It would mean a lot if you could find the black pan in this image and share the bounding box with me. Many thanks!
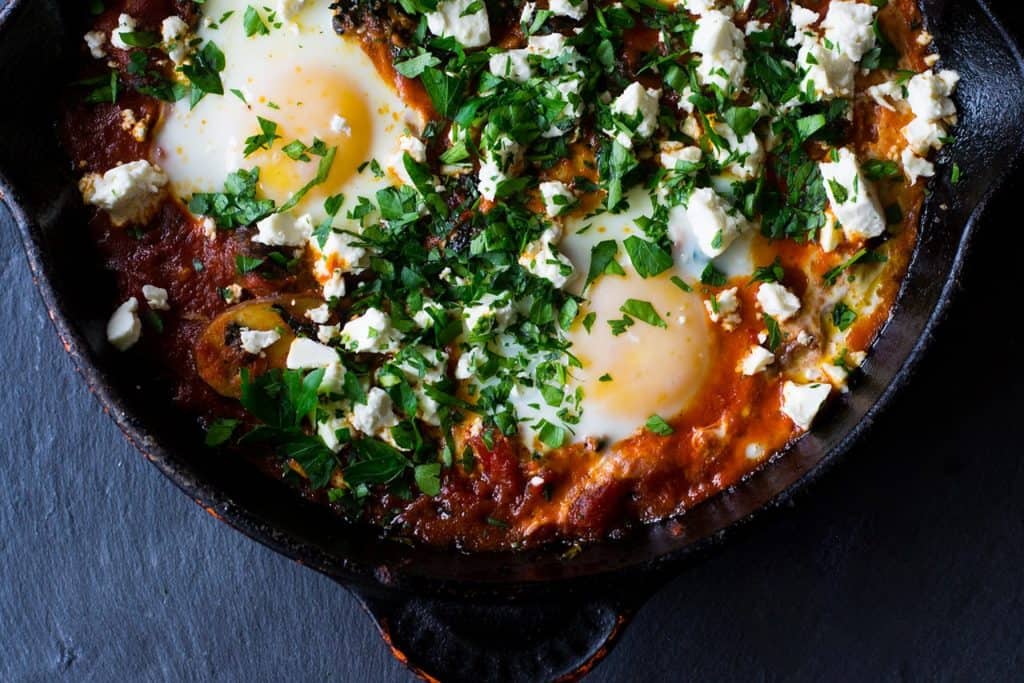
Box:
[2,0,1022,679]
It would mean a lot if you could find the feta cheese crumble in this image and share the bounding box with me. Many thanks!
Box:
[286,337,340,368]
[821,1,878,63]
[538,181,575,217]
[549,0,588,21]
[142,285,170,311]
[239,328,282,355]
[489,50,533,83]
[84,31,107,59]
[106,298,142,351]
[341,308,402,353]
[781,381,831,430]
[350,387,400,437]
[606,83,661,148]
[679,187,749,258]
[691,10,747,92]
[518,227,575,288]
[78,160,169,227]
[110,14,138,51]
[756,282,801,321]
[740,345,775,376]
[161,16,190,65]
[427,0,491,48]
[253,212,314,247]
[819,148,886,240]
[329,114,351,136]
[704,287,741,330]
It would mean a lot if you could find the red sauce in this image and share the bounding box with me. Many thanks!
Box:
[61,0,934,551]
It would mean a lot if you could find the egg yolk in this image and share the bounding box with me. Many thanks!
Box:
[246,69,372,214]
[570,273,713,428]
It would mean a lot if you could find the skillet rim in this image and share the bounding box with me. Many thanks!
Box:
[1,0,1022,600]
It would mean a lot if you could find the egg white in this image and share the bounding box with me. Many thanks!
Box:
[510,185,761,448]
[154,0,418,223]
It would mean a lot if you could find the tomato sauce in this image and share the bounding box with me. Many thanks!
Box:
[61,0,935,551]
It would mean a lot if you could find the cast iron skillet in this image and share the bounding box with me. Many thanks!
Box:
[2,0,1022,679]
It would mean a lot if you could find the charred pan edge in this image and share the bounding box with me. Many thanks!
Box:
[1,0,1023,600]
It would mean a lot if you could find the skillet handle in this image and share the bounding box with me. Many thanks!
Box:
[351,588,644,682]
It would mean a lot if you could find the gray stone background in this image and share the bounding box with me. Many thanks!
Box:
[2,2,1023,680]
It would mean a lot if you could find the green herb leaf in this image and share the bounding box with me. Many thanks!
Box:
[619,299,667,328]
[623,236,673,278]
[831,301,857,331]
[645,414,674,436]
[243,6,270,36]
[205,418,239,446]
[585,240,625,289]
[414,462,442,496]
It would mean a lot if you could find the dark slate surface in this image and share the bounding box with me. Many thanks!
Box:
[2,5,1023,681]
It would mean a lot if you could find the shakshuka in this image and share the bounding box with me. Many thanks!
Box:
[61,0,958,550]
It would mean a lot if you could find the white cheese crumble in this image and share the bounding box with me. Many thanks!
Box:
[781,381,831,430]
[681,0,719,15]
[819,212,843,253]
[341,308,402,353]
[455,345,487,380]
[318,362,346,395]
[477,157,506,202]
[477,136,521,201]
[463,293,516,335]
[606,83,661,148]
[739,345,775,376]
[704,287,741,330]
[681,186,748,258]
[796,37,855,101]
[323,269,346,300]
[900,69,959,177]
[84,31,107,59]
[399,134,427,163]
[106,298,142,351]
[901,147,935,184]
[903,117,946,156]
[790,4,819,30]
[427,0,491,48]
[313,230,369,277]
[821,0,878,63]
[538,181,575,217]
[160,16,190,65]
[110,14,137,51]
[350,387,400,437]
[906,69,960,122]
[527,33,569,59]
[141,285,169,311]
[253,212,313,247]
[711,121,765,180]
[518,227,575,288]
[239,328,282,355]
[286,337,340,368]
[329,114,351,136]
[305,304,330,324]
[317,324,340,345]
[78,160,168,227]
[756,282,801,321]
[222,284,243,304]
[691,10,746,92]
[659,141,702,170]
[549,0,588,21]
[819,148,886,240]
[866,80,906,112]
[489,50,533,83]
